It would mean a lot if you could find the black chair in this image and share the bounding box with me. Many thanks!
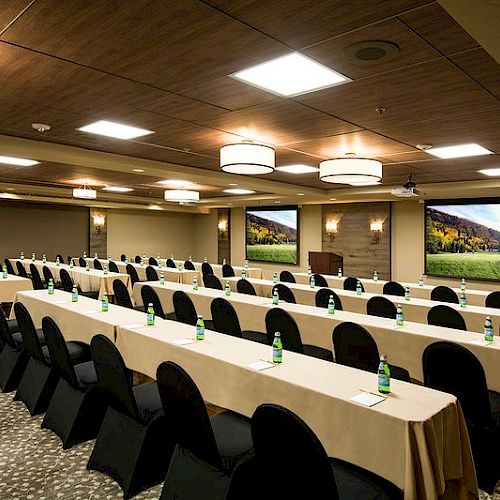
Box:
[315,288,343,311]
[59,268,99,299]
[29,263,46,290]
[156,361,253,499]
[42,266,62,289]
[211,298,266,344]
[427,305,467,331]
[87,335,172,499]
[279,270,295,283]
[332,322,411,382]
[108,260,119,273]
[13,303,89,415]
[0,306,19,340]
[423,342,500,492]
[430,285,458,304]
[227,403,401,499]
[166,258,176,268]
[222,263,235,277]
[67,255,73,264]
[78,256,86,267]
[382,281,405,297]
[272,283,296,304]
[145,265,159,281]
[485,291,500,309]
[113,279,142,311]
[4,258,16,275]
[366,296,397,319]
[16,260,29,278]
[172,290,213,329]
[204,273,223,290]
[236,279,257,296]
[41,317,106,449]
[265,308,333,361]
[311,273,328,287]
[344,276,363,292]
[201,262,214,277]
[120,254,127,262]
[56,254,65,264]
[141,285,175,320]
[126,263,141,286]
[134,255,141,263]
[184,260,195,270]
[148,257,158,266]
[93,258,103,270]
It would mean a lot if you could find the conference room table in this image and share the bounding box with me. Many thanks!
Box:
[224,277,499,334]
[0,274,33,303]
[12,259,131,299]
[8,286,477,498]
[172,259,264,279]
[293,272,492,307]
[132,280,500,392]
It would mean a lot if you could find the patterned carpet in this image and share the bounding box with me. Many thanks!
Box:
[0,390,498,499]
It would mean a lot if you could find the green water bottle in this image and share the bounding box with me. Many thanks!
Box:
[373,270,378,281]
[160,272,165,285]
[225,281,231,296]
[43,254,47,264]
[396,304,404,326]
[196,315,205,340]
[404,287,410,301]
[328,295,335,315]
[101,293,109,312]
[309,274,315,288]
[31,252,35,262]
[460,278,466,292]
[85,261,90,272]
[71,285,78,302]
[307,264,312,275]
[193,277,199,290]
[146,303,155,326]
[484,316,494,342]
[272,288,279,305]
[459,291,467,308]
[241,269,246,279]
[83,250,87,258]
[272,272,278,284]
[418,273,424,287]
[378,355,391,394]
[103,263,108,275]
[337,267,342,278]
[94,253,98,259]
[203,256,208,263]
[55,256,60,266]
[272,332,283,364]
[2,265,7,279]
[69,258,74,269]
[244,259,248,270]
[140,255,144,266]
[20,251,24,260]
[48,278,54,295]
[356,281,362,295]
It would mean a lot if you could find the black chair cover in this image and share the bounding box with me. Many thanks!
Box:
[108,261,119,273]
[146,265,159,281]
[366,296,397,319]
[148,257,158,266]
[126,263,141,286]
[315,288,343,310]
[113,279,134,309]
[485,291,500,309]
[311,273,328,287]
[204,273,223,290]
[29,263,45,290]
[279,270,296,283]
[382,281,405,297]
[120,254,127,262]
[134,255,141,263]
[236,279,257,296]
[173,290,197,325]
[427,305,466,330]
[222,264,235,277]
[184,260,195,270]
[166,258,176,268]
[141,285,166,319]
[202,262,214,277]
[343,277,363,292]
[78,257,86,267]
[430,285,458,304]
[93,259,103,270]
[272,283,296,304]
[4,258,15,275]
[16,261,28,278]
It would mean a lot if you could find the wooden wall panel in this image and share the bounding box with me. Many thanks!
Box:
[322,202,391,280]
[217,208,231,264]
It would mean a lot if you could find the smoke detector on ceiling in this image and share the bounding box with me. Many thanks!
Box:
[344,41,400,65]
[31,122,51,132]
[391,174,421,198]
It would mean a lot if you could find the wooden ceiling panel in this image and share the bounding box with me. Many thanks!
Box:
[398,3,480,54]
[303,17,439,81]
[0,1,33,30]
[198,100,360,146]
[295,59,499,130]
[1,0,288,92]
[202,0,431,49]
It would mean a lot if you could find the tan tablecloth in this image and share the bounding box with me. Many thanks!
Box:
[172,260,263,279]
[132,281,500,392]
[227,277,499,334]
[12,289,146,343]
[116,319,477,500]
[293,272,491,307]
[0,275,33,303]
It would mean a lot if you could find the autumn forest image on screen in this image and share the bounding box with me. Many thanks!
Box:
[246,209,298,264]
[426,202,500,279]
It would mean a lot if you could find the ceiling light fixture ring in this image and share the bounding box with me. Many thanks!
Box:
[319,157,382,185]
[220,142,275,175]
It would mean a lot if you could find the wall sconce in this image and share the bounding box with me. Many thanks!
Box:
[370,221,383,244]
[93,214,106,234]
[325,220,338,242]
[218,219,228,234]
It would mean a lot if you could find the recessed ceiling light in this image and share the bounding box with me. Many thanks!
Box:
[157,179,195,188]
[0,192,20,199]
[223,188,256,195]
[276,164,319,174]
[0,155,39,166]
[77,120,154,140]
[426,143,493,159]
[275,200,281,204]
[232,52,350,97]
[132,168,145,173]
[103,186,134,193]
[330,198,337,201]
[228,183,238,186]
[148,204,162,210]
[297,193,305,196]
[478,168,500,177]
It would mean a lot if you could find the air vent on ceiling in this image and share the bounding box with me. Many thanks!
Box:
[344,41,400,65]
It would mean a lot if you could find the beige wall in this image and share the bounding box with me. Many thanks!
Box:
[391,201,498,291]
[231,205,322,279]
[107,209,217,262]
[0,201,89,261]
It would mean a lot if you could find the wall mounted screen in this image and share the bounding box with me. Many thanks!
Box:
[246,206,299,264]
[425,198,500,280]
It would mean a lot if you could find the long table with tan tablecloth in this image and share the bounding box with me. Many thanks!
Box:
[224,277,499,334]
[293,272,493,307]
[12,259,131,299]
[116,319,477,500]
[132,280,500,391]
[12,289,146,343]
[0,274,33,303]
[173,260,263,279]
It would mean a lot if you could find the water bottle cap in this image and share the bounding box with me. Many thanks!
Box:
[198,315,202,319]
[275,331,280,336]
[148,302,153,306]
[380,354,387,361]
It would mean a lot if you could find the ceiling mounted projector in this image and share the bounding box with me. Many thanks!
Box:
[391,175,421,198]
